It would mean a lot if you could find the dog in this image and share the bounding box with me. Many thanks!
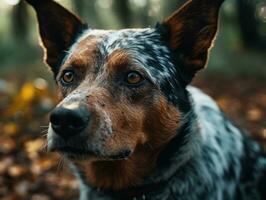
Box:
[25,0,266,199]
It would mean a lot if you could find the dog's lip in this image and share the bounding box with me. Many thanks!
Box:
[53,146,132,160]
[48,140,133,160]
[49,145,95,156]
[108,149,132,160]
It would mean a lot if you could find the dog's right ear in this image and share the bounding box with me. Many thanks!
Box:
[25,0,87,75]
[160,0,224,84]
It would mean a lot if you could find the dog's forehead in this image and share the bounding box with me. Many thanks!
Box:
[67,28,176,83]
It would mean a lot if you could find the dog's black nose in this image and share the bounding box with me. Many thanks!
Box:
[50,104,89,139]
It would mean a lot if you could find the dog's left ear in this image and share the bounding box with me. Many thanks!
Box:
[161,0,224,83]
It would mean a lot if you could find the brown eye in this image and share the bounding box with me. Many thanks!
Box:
[126,71,143,85]
[61,70,75,84]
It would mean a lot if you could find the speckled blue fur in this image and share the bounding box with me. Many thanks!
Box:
[72,87,266,200]
[66,27,266,200]
[26,0,266,199]
[72,84,266,200]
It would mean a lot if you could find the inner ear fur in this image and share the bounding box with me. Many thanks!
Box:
[162,0,224,82]
[25,0,87,75]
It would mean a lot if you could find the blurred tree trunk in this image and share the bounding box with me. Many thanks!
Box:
[113,0,131,27]
[11,1,29,43]
[237,0,258,47]
[139,0,151,26]
[163,0,185,16]
[72,0,102,28]
[72,0,85,15]
[237,0,266,49]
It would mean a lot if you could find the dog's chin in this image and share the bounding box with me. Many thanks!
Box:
[67,149,133,162]
[48,143,133,162]
[47,130,133,161]
[65,149,133,162]
[56,146,98,161]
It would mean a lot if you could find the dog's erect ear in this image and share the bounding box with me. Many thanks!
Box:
[161,0,224,83]
[25,0,86,74]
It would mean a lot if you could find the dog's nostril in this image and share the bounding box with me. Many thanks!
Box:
[50,104,89,139]
[50,112,61,126]
[70,117,87,129]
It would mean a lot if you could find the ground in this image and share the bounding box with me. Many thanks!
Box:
[0,75,265,200]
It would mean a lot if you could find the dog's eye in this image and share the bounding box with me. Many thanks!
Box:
[125,71,144,85]
[61,70,75,84]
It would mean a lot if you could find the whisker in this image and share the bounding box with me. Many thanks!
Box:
[57,156,67,174]
[41,141,48,152]
[146,142,154,150]
[57,157,63,171]
[40,125,49,128]
[41,129,48,138]
[41,129,48,134]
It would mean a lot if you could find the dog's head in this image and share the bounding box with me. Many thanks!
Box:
[26,0,224,187]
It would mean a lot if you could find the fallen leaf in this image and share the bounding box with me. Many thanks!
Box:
[24,139,45,159]
[20,83,35,102]
[3,123,19,136]
[0,137,16,153]
[8,165,28,177]
[31,158,54,175]
[247,108,263,121]
[0,157,13,174]
[31,194,51,200]
[14,181,31,196]
[262,129,266,138]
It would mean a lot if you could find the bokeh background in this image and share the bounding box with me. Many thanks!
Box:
[0,0,266,199]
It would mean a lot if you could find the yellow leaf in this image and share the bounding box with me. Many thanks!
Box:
[8,165,28,177]
[20,83,35,102]
[0,137,16,153]
[247,108,262,122]
[31,158,54,175]
[25,139,45,159]
[262,129,266,138]
[3,123,19,135]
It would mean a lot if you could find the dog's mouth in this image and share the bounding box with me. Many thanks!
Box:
[56,146,94,155]
[47,127,133,161]
[49,144,133,161]
[50,145,96,160]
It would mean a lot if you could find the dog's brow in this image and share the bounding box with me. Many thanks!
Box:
[62,36,104,72]
[107,49,131,70]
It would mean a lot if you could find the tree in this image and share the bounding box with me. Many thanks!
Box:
[113,0,131,27]
[72,0,102,28]
[11,1,29,43]
[237,0,266,49]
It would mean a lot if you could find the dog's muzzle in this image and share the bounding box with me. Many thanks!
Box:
[48,102,132,161]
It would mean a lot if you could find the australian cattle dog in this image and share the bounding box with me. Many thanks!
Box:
[25,0,266,199]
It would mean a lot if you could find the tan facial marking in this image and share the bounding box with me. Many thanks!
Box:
[51,30,182,190]
[73,93,180,189]
[62,36,101,71]
[106,49,133,72]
